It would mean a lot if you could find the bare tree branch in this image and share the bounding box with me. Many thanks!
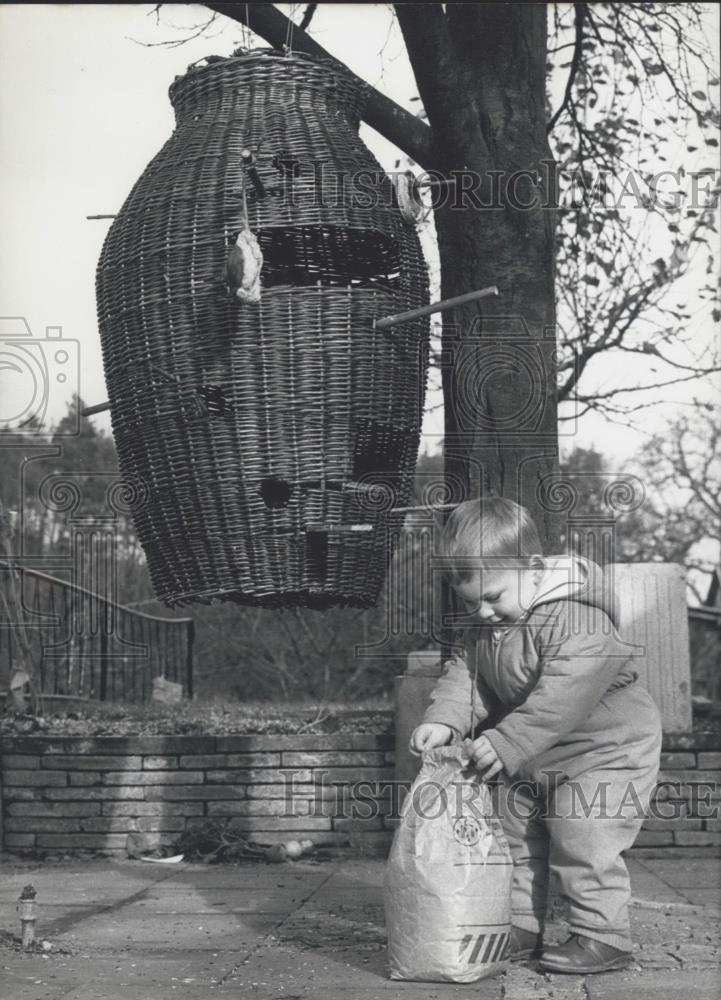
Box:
[202,2,435,167]
[548,2,585,133]
[299,4,317,33]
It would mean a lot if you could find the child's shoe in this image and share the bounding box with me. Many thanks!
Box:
[507,926,544,961]
[538,934,632,974]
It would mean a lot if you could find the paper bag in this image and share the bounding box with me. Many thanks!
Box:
[384,741,513,982]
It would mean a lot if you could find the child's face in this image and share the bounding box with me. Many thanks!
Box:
[453,565,542,626]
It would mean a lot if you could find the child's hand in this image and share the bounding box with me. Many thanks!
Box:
[470,735,503,779]
[410,723,453,756]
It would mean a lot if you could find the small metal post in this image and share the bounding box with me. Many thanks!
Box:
[17,884,37,949]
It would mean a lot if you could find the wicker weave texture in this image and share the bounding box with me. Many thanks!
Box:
[96,50,430,609]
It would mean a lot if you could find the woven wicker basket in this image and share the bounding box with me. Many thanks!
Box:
[96,49,430,609]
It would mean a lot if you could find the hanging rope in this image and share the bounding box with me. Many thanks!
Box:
[240,163,250,230]
[243,3,251,50]
[285,4,296,54]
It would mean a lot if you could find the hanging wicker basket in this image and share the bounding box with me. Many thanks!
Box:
[96,49,430,609]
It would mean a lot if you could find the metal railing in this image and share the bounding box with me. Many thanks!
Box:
[0,560,194,703]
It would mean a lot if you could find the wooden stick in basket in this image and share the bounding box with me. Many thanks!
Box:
[374,285,499,330]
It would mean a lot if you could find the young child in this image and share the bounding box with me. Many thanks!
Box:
[410,497,662,975]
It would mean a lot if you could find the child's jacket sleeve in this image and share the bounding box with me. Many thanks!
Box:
[421,652,494,738]
[483,600,630,776]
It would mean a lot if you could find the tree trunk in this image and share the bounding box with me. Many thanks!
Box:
[396,4,560,550]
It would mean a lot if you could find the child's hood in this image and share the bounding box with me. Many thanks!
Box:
[529,555,620,627]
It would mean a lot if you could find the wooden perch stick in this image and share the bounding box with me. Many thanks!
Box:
[374,285,499,330]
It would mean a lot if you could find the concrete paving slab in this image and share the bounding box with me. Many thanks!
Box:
[585,969,721,999]
[224,945,505,997]
[1,855,719,1000]
[634,860,721,886]
[674,888,721,907]
[0,972,62,1000]
[124,890,303,914]
[323,860,387,887]
[648,867,721,888]
[53,911,282,952]
[1,950,233,999]
[502,966,588,999]
[157,862,333,890]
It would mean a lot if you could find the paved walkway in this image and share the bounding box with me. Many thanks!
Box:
[0,853,719,999]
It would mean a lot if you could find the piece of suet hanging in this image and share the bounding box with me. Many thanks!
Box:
[225,227,263,304]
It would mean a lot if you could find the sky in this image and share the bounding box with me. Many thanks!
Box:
[0,3,718,463]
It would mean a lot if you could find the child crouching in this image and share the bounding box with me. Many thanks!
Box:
[410,497,662,974]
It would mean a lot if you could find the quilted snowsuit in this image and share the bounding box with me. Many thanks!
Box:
[422,557,662,951]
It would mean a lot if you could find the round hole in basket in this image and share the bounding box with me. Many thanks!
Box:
[260,478,294,509]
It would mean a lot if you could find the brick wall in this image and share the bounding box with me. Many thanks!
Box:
[1,732,719,856]
[634,733,721,852]
[0,735,396,855]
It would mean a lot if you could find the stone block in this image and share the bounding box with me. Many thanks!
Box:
[660,753,696,769]
[634,831,673,846]
[80,815,188,833]
[663,732,721,751]
[245,782,315,800]
[41,755,143,770]
[674,830,721,846]
[3,769,67,786]
[280,751,386,768]
[3,833,36,848]
[79,816,137,833]
[642,817,702,831]
[178,752,281,769]
[35,833,148,849]
[69,772,102,785]
[142,756,179,769]
[1,754,41,769]
[204,767,309,784]
[225,816,332,833]
[6,816,81,832]
[207,799,310,817]
[659,769,721,784]
[144,785,243,801]
[8,801,101,817]
[331,817,385,832]
[45,786,145,801]
[697,753,721,769]
[101,770,205,785]
[3,787,38,801]
[310,767,395,783]
[102,801,204,816]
